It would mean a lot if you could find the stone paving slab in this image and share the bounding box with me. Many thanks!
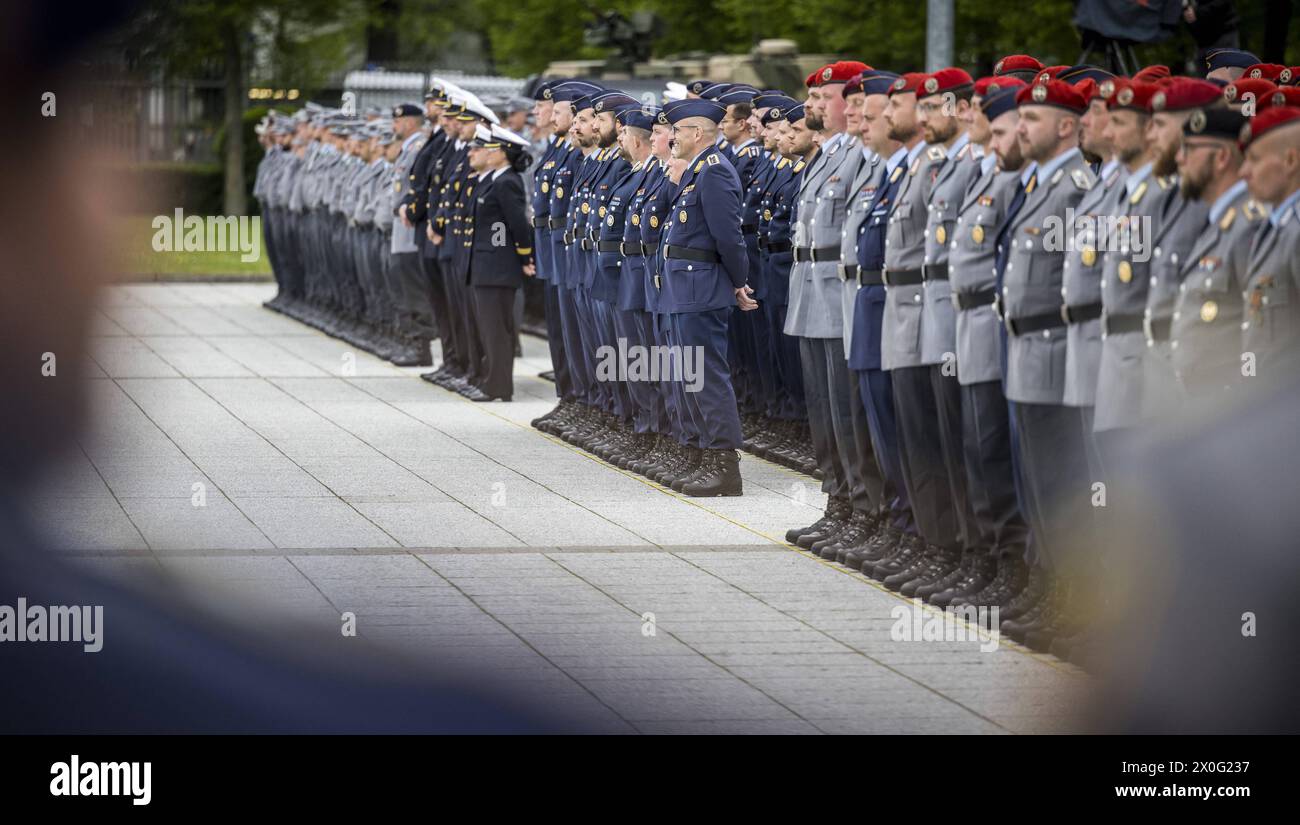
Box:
[27,284,1086,734]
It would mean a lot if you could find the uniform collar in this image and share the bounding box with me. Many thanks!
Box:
[1269,186,1300,227]
[1020,161,1038,185]
[1208,179,1248,226]
[1100,157,1122,181]
[1125,161,1153,196]
[980,151,998,176]
[401,131,422,150]
[905,140,926,165]
[489,166,508,181]
[1037,146,1080,184]
[884,145,908,173]
[734,137,757,152]
[824,132,849,153]
[945,131,970,161]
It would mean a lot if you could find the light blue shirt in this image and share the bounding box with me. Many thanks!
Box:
[1269,186,1300,227]
[1209,179,1249,227]
[946,131,971,162]
[1125,161,1154,197]
[980,151,998,177]
[1038,146,1080,185]
[886,145,908,175]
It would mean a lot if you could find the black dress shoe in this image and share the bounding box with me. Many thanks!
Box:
[460,385,489,401]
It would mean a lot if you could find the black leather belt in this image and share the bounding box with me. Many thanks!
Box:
[922,263,949,282]
[620,240,647,257]
[1061,302,1102,325]
[597,240,622,253]
[882,268,923,286]
[793,245,840,263]
[765,239,792,254]
[1102,313,1144,336]
[548,217,566,230]
[531,216,549,228]
[1006,309,1067,337]
[838,263,858,282]
[953,286,997,311]
[1144,316,1172,343]
[562,231,575,245]
[663,244,719,264]
[858,269,884,286]
[580,237,594,251]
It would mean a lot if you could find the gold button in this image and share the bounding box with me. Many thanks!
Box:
[1081,246,1096,267]
[1118,261,1133,283]
[935,226,947,245]
[971,225,984,244]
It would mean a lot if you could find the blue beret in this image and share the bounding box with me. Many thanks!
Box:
[551,81,603,103]
[391,103,423,118]
[716,86,760,105]
[1057,65,1114,85]
[592,92,638,114]
[663,99,727,124]
[981,85,1020,121]
[753,93,794,110]
[860,72,900,96]
[1204,48,1261,72]
[617,108,658,131]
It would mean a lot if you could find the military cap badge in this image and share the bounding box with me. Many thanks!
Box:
[595,101,604,112]
[1117,87,1134,106]
[1031,84,1047,103]
[822,67,833,81]
[543,88,553,100]
[1249,68,1262,79]
[1224,85,1237,102]
[1283,68,1294,83]
[1189,109,1207,133]
[1099,80,1115,99]
[1152,91,1166,111]
[657,111,668,125]
[1274,91,1287,107]
[892,78,906,91]
[994,59,1005,75]
[924,77,939,95]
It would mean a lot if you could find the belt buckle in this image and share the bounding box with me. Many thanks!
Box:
[1060,304,1072,325]
[836,263,848,282]
[619,241,631,257]
[881,269,891,287]
[1142,315,1155,346]
[992,294,1004,323]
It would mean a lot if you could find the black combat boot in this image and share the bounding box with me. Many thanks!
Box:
[680,450,743,497]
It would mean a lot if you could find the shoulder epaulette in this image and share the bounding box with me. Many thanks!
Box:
[1070,167,1094,191]
[707,153,721,166]
[926,146,945,162]
[1242,199,1266,221]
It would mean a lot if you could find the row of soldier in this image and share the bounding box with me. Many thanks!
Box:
[255,45,1300,663]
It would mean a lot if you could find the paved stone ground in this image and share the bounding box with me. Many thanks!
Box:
[28,283,1086,733]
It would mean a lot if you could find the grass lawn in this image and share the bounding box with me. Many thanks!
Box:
[114,215,273,281]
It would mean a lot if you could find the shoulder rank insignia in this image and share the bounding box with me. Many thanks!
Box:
[707,153,720,166]
[889,165,904,184]
[1050,168,1064,186]
[794,160,806,172]
[1129,180,1147,205]
[694,161,704,173]
[1156,175,1172,190]
[909,157,922,176]
[1104,168,1121,188]
[1219,207,1237,231]
[1070,168,1093,191]
[1243,200,1265,220]
[926,146,945,162]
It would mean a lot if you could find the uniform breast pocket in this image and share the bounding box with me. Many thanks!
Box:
[893,287,924,354]
[1021,236,1062,286]
[960,212,996,255]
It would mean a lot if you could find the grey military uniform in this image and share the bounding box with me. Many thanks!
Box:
[950,159,1020,385]
[837,148,883,352]
[388,132,426,255]
[1093,165,1171,432]
[1171,181,1263,394]
[1001,147,1095,405]
[1240,195,1300,381]
[1139,187,1211,418]
[786,133,867,339]
[920,136,982,367]
[881,142,945,371]
[1062,159,1126,407]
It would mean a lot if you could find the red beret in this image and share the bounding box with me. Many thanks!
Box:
[1244,63,1287,82]
[810,61,870,87]
[1240,106,1300,150]
[1074,78,1100,102]
[918,67,974,99]
[805,70,819,89]
[1034,66,1070,85]
[1103,79,1159,112]
[994,55,1045,76]
[1282,67,1300,86]
[1150,77,1222,112]
[1017,79,1086,113]
[1260,86,1300,112]
[888,72,928,97]
[1132,65,1171,83]
[1224,77,1279,106]
[974,76,1027,98]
